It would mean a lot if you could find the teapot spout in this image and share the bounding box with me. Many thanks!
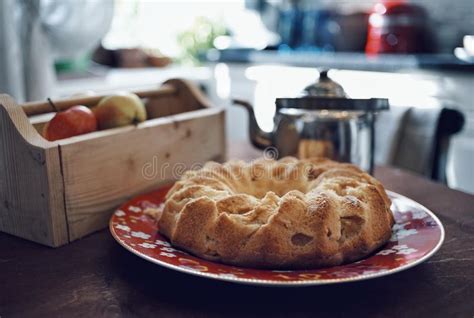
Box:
[232,99,272,150]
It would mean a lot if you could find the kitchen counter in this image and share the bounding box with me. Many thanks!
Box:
[209,50,474,72]
[1,142,473,317]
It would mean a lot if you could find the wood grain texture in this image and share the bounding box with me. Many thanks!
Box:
[60,108,225,241]
[145,79,212,119]
[1,79,226,246]
[0,95,68,246]
[56,79,226,241]
[0,143,473,317]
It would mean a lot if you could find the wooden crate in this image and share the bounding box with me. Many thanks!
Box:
[0,79,226,247]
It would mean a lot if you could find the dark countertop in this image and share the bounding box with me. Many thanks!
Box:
[208,49,474,72]
[1,142,474,317]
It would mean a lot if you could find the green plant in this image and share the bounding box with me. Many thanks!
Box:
[177,16,226,65]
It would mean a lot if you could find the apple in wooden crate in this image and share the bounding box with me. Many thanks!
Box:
[43,106,98,141]
[93,93,147,129]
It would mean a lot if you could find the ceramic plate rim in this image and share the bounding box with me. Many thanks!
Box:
[110,190,445,287]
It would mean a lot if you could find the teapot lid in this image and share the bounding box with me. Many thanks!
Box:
[277,69,389,112]
[302,69,347,98]
[276,97,389,111]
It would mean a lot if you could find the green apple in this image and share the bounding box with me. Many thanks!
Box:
[94,93,147,129]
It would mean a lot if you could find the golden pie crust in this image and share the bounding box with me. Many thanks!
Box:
[154,157,394,269]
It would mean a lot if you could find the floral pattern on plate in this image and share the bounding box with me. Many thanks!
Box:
[110,186,444,286]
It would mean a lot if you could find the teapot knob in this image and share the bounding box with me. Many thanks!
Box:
[302,69,348,98]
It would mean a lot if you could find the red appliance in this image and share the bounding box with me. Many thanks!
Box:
[365,1,434,55]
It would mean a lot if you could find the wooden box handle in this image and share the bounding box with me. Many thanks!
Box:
[0,79,212,148]
[21,84,177,117]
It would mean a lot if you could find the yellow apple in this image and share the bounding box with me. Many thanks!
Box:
[93,93,147,129]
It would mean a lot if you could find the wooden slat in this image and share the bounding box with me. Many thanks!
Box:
[0,95,68,246]
[21,84,177,117]
[59,108,226,240]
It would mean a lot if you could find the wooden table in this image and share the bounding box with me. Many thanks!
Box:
[1,143,474,317]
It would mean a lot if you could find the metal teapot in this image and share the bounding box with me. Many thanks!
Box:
[233,70,389,172]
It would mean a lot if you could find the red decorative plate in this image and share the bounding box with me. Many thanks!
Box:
[110,186,444,286]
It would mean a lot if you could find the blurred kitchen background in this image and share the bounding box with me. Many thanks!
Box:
[1,0,473,193]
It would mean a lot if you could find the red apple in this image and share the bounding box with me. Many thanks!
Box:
[43,105,98,141]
